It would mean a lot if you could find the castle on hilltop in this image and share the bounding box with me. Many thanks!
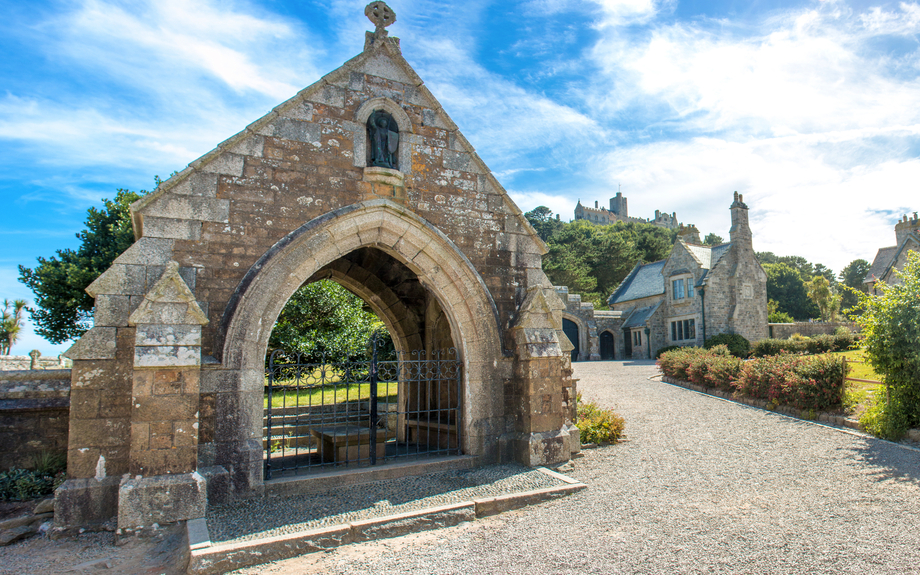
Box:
[574,191,679,230]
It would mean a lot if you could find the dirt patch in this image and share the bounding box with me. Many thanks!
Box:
[0,523,189,574]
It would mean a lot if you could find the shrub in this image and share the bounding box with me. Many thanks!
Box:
[733,353,847,411]
[576,395,625,444]
[854,251,920,439]
[704,333,750,358]
[805,334,836,354]
[0,468,66,502]
[750,338,793,357]
[832,331,857,351]
[769,311,794,323]
[658,345,740,390]
[655,345,680,359]
[657,346,702,380]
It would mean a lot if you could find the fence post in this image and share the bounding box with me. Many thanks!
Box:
[369,332,379,465]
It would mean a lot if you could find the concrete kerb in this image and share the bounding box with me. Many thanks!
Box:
[186,468,587,574]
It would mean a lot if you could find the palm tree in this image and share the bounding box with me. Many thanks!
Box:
[0,299,27,355]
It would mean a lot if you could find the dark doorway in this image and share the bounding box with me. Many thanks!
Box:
[600,331,614,360]
[562,318,580,362]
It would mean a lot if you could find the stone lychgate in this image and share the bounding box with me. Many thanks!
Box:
[59,3,578,532]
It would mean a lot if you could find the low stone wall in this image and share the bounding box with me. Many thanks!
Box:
[0,370,70,471]
[0,353,72,371]
[768,322,858,340]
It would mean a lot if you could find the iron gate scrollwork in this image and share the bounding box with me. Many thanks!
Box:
[264,334,462,479]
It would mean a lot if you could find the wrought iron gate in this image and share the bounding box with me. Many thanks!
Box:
[264,337,462,479]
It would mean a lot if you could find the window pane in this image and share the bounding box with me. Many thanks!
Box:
[687,279,694,298]
[671,322,676,341]
[688,319,695,339]
[677,321,683,340]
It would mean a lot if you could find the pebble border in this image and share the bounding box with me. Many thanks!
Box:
[186,467,586,575]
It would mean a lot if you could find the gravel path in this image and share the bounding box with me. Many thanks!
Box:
[209,464,563,544]
[232,360,920,574]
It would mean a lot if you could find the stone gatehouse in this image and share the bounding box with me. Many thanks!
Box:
[58,3,578,533]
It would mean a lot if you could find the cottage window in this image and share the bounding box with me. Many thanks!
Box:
[670,319,696,342]
[672,277,695,301]
[633,330,642,346]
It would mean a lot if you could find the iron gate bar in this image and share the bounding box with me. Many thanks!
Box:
[264,334,461,480]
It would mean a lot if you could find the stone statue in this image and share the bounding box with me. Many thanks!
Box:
[368,110,399,169]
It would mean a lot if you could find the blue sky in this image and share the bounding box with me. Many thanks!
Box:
[2,0,919,355]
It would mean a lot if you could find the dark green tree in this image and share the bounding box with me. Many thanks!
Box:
[19,188,144,344]
[763,262,820,320]
[268,280,391,363]
[703,233,723,246]
[524,206,563,243]
[838,258,870,312]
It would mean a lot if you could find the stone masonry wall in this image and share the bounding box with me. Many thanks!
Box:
[0,370,70,471]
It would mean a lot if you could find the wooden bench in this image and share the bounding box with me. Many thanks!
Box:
[310,425,388,463]
[406,419,457,450]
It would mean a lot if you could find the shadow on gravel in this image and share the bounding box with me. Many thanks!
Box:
[847,438,920,485]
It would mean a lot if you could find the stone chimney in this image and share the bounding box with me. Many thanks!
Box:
[677,224,701,244]
[894,212,920,246]
[729,191,751,244]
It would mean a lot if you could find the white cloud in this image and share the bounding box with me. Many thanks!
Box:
[594,135,918,272]
[411,37,606,165]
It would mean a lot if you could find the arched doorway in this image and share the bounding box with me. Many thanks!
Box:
[600,331,614,360]
[562,318,580,362]
[262,248,462,478]
[216,200,505,492]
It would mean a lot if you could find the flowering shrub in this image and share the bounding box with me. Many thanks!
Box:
[659,347,848,412]
[658,345,741,390]
[734,354,847,411]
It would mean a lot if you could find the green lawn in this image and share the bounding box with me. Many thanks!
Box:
[264,381,399,408]
[831,350,885,417]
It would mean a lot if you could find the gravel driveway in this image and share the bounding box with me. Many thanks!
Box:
[232,360,920,574]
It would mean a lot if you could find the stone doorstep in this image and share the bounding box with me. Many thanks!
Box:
[186,471,587,575]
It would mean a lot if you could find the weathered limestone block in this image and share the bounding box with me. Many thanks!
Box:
[63,327,117,361]
[54,476,121,533]
[117,472,207,531]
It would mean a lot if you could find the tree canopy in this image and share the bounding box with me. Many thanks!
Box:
[0,299,27,355]
[268,280,392,363]
[838,258,870,312]
[762,262,821,320]
[525,208,679,304]
[19,188,145,344]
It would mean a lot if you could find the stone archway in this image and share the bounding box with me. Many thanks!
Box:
[212,199,504,493]
[58,5,578,532]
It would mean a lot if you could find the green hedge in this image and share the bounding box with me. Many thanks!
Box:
[749,332,857,357]
[704,333,750,358]
[658,347,847,412]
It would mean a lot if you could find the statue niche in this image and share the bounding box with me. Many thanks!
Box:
[367,110,399,170]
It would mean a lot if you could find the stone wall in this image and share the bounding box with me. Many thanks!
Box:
[0,370,70,471]
[768,322,858,340]
[0,353,72,371]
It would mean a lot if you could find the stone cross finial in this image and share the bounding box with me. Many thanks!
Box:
[366,2,396,31]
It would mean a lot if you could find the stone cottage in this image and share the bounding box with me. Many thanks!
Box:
[58,2,578,534]
[864,212,920,293]
[602,192,768,359]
